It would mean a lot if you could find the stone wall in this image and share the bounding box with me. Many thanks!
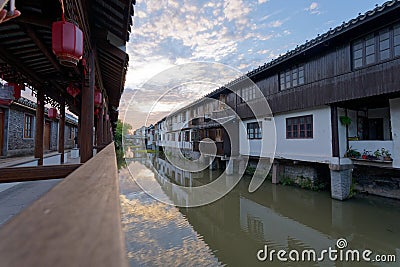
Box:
[7,107,35,157]
[353,165,400,199]
[50,120,58,151]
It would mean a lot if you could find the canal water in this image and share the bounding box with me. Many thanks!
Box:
[118,153,400,267]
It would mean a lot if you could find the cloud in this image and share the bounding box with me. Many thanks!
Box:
[268,20,283,28]
[305,2,321,15]
[258,0,269,3]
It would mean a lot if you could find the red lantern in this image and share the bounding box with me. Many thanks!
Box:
[48,108,58,119]
[66,83,80,105]
[94,108,100,116]
[52,21,84,67]
[94,91,102,107]
[5,83,22,100]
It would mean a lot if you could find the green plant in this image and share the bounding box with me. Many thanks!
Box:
[381,148,392,160]
[245,166,256,176]
[339,116,352,126]
[280,176,294,186]
[344,146,361,158]
[349,178,358,198]
[373,149,382,159]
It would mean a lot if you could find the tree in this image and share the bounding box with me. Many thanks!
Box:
[114,119,132,149]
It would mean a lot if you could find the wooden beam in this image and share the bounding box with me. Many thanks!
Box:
[22,25,62,72]
[0,143,128,267]
[0,164,81,183]
[34,90,45,166]
[0,44,42,85]
[15,15,52,29]
[80,52,94,163]
[58,102,65,164]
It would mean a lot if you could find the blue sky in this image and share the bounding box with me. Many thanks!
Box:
[122,0,388,129]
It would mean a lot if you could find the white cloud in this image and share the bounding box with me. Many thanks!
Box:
[305,2,321,15]
[258,0,269,4]
[268,20,283,28]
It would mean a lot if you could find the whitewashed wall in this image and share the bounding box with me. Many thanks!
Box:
[240,106,333,163]
[390,98,400,168]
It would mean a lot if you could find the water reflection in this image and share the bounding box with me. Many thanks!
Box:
[119,151,400,267]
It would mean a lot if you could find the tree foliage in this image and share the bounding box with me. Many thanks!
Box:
[114,119,132,149]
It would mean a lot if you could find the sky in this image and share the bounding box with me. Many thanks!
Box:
[119,0,388,130]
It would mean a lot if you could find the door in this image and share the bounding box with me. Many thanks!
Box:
[44,122,51,151]
[0,109,4,156]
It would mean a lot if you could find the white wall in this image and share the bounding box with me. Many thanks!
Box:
[240,106,333,163]
[390,98,400,168]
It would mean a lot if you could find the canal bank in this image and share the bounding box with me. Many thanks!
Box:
[119,153,400,267]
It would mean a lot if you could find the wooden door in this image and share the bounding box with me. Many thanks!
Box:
[0,109,3,156]
[44,122,51,151]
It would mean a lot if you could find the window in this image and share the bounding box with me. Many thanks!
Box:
[394,23,400,57]
[24,114,34,138]
[184,131,190,142]
[279,65,305,90]
[240,86,256,102]
[247,122,262,139]
[69,127,73,140]
[379,29,390,60]
[286,115,313,139]
[365,34,376,65]
[353,23,400,69]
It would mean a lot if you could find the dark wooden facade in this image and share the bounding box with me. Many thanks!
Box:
[207,1,400,118]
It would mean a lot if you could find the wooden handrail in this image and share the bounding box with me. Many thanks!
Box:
[0,143,128,267]
[0,164,82,183]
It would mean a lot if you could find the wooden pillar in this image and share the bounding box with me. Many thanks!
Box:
[103,108,108,144]
[58,102,65,164]
[77,116,81,148]
[34,90,45,165]
[96,107,103,147]
[80,52,95,163]
[331,105,339,157]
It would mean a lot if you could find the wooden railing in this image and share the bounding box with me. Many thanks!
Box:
[0,143,128,267]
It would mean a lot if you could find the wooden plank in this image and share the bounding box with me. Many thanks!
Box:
[0,143,128,267]
[0,164,81,183]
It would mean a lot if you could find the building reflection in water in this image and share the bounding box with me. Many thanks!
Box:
[120,153,400,267]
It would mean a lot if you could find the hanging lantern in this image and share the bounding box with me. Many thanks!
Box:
[66,83,80,97]
[48,108,58,119]
[66,83,80,105]
[52,0,84,68]
[94,108,100,116]
[94,90,102,107]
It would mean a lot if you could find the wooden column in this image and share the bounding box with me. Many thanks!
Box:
[34,90,45,165]
[331,105,340,157]
[103,108,108,144]
[58,102,65,164]
[80,52,95,163]
[77,116,81,148]
[96,107,103,147]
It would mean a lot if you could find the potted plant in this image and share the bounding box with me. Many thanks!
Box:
[362,149,369,160]
[344,146,361,159]
[373,149,382,161]
[381,148,393,161]
[339,115,352,126]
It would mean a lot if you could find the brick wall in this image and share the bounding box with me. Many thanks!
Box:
[7,107,36,157]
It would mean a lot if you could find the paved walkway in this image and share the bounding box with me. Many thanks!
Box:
[0,150,81,226]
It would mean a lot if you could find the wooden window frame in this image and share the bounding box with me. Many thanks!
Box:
[286,115,313,139]
[24,114,34,139]
[247,122,262,140]
[279,65,305,91]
